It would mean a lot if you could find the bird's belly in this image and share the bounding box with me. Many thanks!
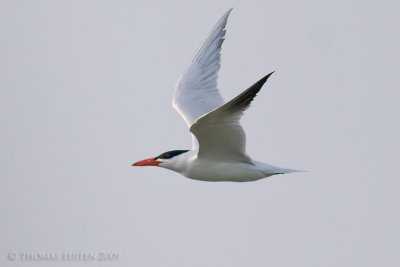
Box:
[182,160,271,182]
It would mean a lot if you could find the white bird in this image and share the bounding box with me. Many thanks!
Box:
[132,9,301,182]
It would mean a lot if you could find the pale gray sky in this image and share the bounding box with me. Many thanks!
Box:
[1,0,399,266]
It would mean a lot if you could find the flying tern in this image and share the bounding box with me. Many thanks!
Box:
[132,9,301,182]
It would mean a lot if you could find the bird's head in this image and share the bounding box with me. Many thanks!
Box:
[131,150,190,168]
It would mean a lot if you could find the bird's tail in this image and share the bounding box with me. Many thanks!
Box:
[273,167,307,174]
[254,161,306,175]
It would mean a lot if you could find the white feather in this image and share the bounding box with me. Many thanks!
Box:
[173,9,232,128]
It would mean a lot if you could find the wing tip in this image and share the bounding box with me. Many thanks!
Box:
[255,71,275,88]
[190,8,233,64]
[218,8,233,27]
[263,71,275,81]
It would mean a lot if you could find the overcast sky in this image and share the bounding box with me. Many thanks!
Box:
[1,0,400,266]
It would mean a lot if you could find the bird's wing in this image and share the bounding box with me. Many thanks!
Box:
[173,9,232,128]
[190,73,274,163]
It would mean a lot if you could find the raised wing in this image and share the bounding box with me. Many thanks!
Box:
[190,72,274,163]
[173,9,232,127]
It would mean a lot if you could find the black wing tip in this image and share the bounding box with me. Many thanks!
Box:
[215,71,275,115]
[250,71,275,91]
[260,71,275,83]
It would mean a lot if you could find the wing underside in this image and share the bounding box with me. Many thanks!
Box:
[173,9,232,128]
[190,73,274,162]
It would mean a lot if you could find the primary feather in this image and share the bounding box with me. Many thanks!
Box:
[173,9,232,128]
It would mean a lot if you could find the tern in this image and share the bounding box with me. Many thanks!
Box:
[132,9,301,182]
